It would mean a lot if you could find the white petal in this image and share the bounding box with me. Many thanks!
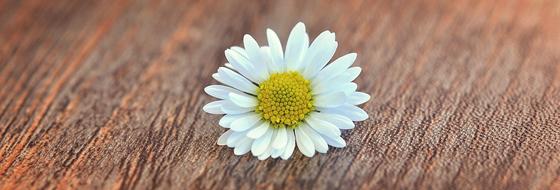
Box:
[340,67,361,82]
[300,31,330,64]
[221,100,253,114]
[312,67,361,94]
[204,85,244,100]
[303,42,337,79]
[217,130,234,145]
[322,134,346,148]
[203,100,226,114]
[341,83,358,95]
[231,46,248,58]
[315,113,354,129]
[295,127,315,157]
[227,131,248,147]
[313,80,357,95]
[272,127,288,150]
[258,154,269,160]
[305,114,341,137]
[251,129,274,156]
[219,113,252,128]
[266,28,284,71]
[224,63,234,69]
[285,22,309,71]
[302,31,337,78]
[243,35,269,79]
[348,92,370,105]
[264,46,285,75]
[326,67,361,83]
[244,35,263,63]
[234,138,253,155]
[281,128,296,160]
[314,92,347,108]
[228,93,257,108]
[320,104,368,121]
[259,47,276,73]
[214,67,258,94]
[257,145,273,160]
[247,122,270,139]
[225,49,262,83]
[301,124,328,153]
[312,53,357,85]
[271,148,283,158]
[230,113,261,132]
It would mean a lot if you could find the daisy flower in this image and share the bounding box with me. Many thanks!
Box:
[203,22,370,160]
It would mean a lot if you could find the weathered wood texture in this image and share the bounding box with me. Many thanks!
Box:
[1,0,559,189]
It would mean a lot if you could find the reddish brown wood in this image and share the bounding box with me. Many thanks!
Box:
[0,0,559,189]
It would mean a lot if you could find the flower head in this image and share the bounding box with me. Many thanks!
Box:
[203,22,370,160]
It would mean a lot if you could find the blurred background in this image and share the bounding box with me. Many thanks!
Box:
[1,0,559,189]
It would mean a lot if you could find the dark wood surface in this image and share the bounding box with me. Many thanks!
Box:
[1,0,559,189]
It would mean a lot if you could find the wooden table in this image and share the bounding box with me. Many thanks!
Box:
[1,0,559,189]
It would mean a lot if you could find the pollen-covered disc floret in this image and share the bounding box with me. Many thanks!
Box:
[256,72,313,128]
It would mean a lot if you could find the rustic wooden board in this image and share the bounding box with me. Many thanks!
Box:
[1,0,559,189]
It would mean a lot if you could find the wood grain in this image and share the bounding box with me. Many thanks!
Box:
[1,0,559,189]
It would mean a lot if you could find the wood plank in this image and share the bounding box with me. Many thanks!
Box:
[0,0,559,189]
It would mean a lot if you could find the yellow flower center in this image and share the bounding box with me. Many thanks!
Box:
[256,71,314,128]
